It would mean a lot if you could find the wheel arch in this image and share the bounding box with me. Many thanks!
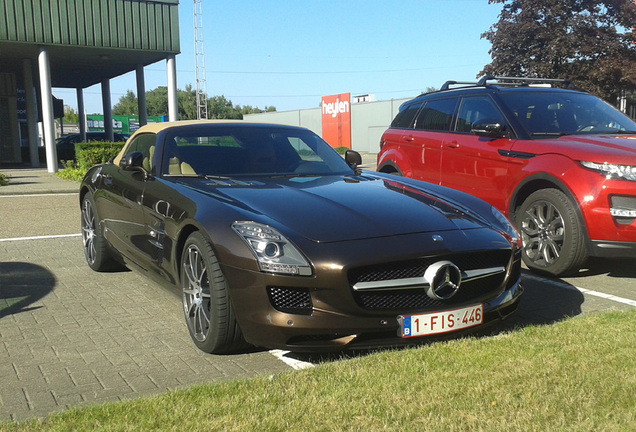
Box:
[174,223,202,278]
[79,185,89,206]
[508,173,590,244]
[377,160,403,175]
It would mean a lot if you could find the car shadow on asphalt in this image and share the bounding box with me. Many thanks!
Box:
[0,262,56,319]
[575,257,636,278]
[282,270,586,365]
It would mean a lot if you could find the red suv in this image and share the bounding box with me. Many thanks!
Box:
[377,76,636,276]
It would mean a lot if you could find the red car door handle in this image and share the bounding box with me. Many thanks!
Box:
[445,141,459,148]
[402,135,415,142]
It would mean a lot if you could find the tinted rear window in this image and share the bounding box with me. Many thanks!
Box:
[391,102,422,128]
[414,98,457,131]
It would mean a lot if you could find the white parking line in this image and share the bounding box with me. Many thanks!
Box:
[269,350,315,370]
[0,233,81,242]
[524,273,636,308]
[0,193,78,198]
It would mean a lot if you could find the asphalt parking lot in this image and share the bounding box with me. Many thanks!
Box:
[1,166,635,423]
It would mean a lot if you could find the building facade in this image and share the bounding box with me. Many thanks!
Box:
[0,0,180,171]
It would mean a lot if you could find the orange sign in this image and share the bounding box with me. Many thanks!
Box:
[321,93,351,149]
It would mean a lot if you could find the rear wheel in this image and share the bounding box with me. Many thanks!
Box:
[81,194,116,271]
[181,232,248,354]
[517,189,587,276]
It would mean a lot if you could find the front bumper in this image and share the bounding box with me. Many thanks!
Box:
[574,171,636,256]
[223,261,523,352]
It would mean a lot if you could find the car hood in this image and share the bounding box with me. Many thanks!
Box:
[185,174,494,243]
[517,134,636,162]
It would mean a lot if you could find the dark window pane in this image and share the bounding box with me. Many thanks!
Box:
[414,98,457,131]
[456,96,505,133]
[391,102,422,128]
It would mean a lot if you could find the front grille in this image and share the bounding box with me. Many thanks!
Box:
[349,250,512,312]
[267,287,313,315]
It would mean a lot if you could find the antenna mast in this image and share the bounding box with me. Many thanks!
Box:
[193,0,208,120]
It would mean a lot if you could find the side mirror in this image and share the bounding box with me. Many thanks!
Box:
[119,151,148,177]
[471,121,507,138]
[344,149,362,167]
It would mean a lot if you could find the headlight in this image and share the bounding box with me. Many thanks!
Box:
[580,161,636,181]
[491,207,521,249]
[232,221,312,276]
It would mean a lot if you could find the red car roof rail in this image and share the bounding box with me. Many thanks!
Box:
[439,80,480,91]
[477,76,573,87]
[440,76,574,92]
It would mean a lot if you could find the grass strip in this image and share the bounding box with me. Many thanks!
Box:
[2,309,635,432]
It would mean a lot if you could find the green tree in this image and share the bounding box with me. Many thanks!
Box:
[112,90,138,116]
[178,84,198,120]
[481,0,636,103]
[112,87,276,120]
[63,105,79,123]
[208,95,241,119]
[146,86,169,117]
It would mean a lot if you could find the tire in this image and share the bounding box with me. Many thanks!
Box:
[516,189,588,276]
[81,194,117,271]
[181,231,248,354]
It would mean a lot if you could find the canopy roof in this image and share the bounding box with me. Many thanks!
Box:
[0,0,180,88]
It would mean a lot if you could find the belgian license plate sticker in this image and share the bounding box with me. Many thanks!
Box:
[400,304,483,338]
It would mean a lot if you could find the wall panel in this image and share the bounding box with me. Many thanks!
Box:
[0,0,179,53]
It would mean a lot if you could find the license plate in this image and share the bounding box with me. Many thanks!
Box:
[399,304,483,338]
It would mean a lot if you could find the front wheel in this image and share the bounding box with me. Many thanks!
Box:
[516,189,588,276]
[181,232,248,354]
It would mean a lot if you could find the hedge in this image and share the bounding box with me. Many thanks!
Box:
[75,141,125,171]
[57,141,125,182]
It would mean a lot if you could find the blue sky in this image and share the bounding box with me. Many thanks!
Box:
[54,0,503,114]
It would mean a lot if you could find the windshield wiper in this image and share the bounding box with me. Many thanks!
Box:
[204,174,233,180]
[270,173,325,178]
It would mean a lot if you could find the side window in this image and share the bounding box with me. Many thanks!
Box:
[125,133,157,171]
[414,98,457,131]
[455,96,505,133]
[391,102,423,128]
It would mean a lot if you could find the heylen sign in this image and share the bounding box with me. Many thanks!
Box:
[321,93,351,149]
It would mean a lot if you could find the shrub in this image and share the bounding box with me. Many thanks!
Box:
[76,141,125,171]
[56,161,86,182]
[56,141,124,181]
[0,172,8,186]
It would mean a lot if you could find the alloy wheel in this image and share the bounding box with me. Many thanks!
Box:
[519,199,565,268]
[182,244,211,342]
[81,199,97,265]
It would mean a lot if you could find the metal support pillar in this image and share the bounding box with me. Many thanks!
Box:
[136,64,148,127]
[167,55,178,121]
[77,88,86,142]
[37,47,57,173]
[101,79,114,141]
[23,59,40,168]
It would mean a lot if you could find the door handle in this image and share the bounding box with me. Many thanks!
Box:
[402,135,415,142]
[444,141,459,148]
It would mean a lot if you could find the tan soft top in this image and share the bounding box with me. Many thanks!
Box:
[112,119,286,165]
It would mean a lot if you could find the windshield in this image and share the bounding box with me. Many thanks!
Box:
[499,91,636,137]
[162,125,353,177]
